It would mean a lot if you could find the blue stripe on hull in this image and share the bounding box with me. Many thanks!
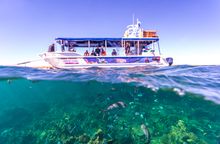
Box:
[59,56,160,64]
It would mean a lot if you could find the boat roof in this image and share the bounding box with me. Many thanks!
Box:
[55,37,159,41]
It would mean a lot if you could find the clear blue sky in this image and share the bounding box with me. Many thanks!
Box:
[0,0,220,65]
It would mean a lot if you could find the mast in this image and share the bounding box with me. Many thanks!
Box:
[132,14,135,26]
[157,41,161,55]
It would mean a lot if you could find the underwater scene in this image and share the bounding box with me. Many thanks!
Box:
[0,65,220,144]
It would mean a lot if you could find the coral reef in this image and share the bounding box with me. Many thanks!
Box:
[0,81,220,143]
[160,120,207,144]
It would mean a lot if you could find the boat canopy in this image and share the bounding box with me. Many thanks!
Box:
[55,37,159,41]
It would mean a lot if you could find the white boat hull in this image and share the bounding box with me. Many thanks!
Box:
[41,52,170,69]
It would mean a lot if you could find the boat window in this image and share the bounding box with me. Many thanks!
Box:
[107,41,121,47]
[70,41,88,47]
[90,41,105,47]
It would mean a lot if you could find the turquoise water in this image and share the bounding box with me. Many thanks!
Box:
[0,65,220,143]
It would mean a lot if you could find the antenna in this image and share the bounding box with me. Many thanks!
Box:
[133,14,135,26]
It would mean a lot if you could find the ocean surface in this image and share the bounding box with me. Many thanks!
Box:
[0,65,219,144]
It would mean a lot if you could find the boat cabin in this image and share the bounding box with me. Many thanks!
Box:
[50,37,161,57]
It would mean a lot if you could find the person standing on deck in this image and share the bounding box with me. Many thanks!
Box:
[84,50,90,56]
[125,42,130,55]
[95,47,101,56]
[61,44,65,52]
[91,50,96,56]
[101,47,106,56]
[112,49,117,56]
[48,43,55,52]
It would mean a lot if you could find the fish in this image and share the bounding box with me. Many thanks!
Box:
[104,101,126,112]
[141,124,151,144]
[7,79,12,84]
[117,101,126,108]
[173,87,185,96]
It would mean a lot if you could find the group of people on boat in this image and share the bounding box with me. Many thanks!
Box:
[48,43,119,56]
[48,41,155,56]
[84,46,106,56]
[84,47,117,56]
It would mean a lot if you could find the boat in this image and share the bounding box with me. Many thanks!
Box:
[40,19,173,69]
